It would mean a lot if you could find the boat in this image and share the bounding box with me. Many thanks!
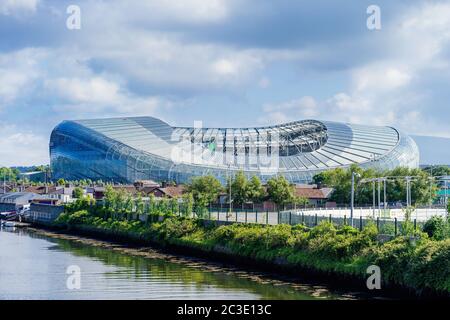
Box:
[1,221,16,227]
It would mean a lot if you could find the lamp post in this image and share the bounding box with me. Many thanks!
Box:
[350,171,360,227]
[227,164,232,214]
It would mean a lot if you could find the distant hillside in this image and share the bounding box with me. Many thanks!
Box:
[412,135,450,165]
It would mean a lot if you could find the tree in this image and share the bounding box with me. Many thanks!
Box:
[182,192,194,217]
[57,178,66,186]
[266,175,295,210]
[72,187,84,199]
[247,175,265,204]
[0,167,19,182]
[231,171,249,207]
[135,192,144,215]
[422,165,450,177]
[312,165,437,206]
[294,196,309,209]
[186,175,223,209]
[104,185,117,211]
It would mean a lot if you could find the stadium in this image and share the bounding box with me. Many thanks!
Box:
[50,116,419,184]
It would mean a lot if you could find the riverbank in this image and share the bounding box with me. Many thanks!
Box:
[22,224,400,300]
[2,227,343,300]
[46,205,450,298]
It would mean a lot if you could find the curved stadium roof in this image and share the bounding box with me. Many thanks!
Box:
[50,116,419,183]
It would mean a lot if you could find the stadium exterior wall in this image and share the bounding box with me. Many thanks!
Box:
[50,117,419,184]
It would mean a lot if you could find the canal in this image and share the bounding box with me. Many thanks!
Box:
[0,227,361,300]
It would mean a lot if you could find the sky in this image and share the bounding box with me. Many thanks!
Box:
[1,0,450,166]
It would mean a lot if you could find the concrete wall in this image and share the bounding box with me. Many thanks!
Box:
[27,203,65,225]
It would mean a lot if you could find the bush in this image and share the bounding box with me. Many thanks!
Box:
[423,216,448,240]
[66,210,90,225]
[53,201,450,295]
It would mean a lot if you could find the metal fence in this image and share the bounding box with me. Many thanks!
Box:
[179,207,447,236]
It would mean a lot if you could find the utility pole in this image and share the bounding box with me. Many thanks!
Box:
[377,178,381,216]
[350,171,360,227]
[228,164,232,214]
[372,180,376,216]
[405,177,411,207]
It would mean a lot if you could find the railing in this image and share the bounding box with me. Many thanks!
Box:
[171,206,448,237]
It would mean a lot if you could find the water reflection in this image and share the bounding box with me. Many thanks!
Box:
[0,227,339,300]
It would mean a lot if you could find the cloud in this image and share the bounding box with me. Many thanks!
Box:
[0,48,42,108]
[260,96,318,124]
[136,0,230,23]
[0,124,48,166]
[259,1,450,136]
[0,0,38,15]
[352,65,412,92]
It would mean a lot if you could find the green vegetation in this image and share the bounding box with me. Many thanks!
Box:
[186,175,223,211]
[54,193,450,295]
[72,187,84,199]
[266,175,295,210]
[313,165,438,205]
[423,216,450,241]
[0,167,20,182]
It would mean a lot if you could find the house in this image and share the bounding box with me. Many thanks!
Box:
[24,185,57,195]
[47,186,75,203]
[0,185,12,194]
[159,185,185,198]
[134,180,160,188]
[0,192,39,211]
[140,185,185,198]
[294,185,334,207]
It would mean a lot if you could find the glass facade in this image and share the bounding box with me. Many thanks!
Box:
[50,117,420,184]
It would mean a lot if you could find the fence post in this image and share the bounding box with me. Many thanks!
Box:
[266,210,269,225]
[314,213,318,226]
[289,212,292,225]
[209,210,211,220]
[344,215,347,225]
[245,210,248,223]
[376,217,380,232]
[302,212,305,225]
[394,218,398,236]
[359,216,362,231]
[277,210,280,224]
[217,210,219,221]
[255,210,258,224]
[414,219,417,231]
[226,211,229,222]
[329,214,332,223]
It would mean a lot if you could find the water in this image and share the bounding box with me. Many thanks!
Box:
[0,227,348,300]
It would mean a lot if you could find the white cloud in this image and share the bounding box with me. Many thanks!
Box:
[0,48,42,108]
[45,77,122,105]
[259,2,450,136]
[45,76,166,115]
[260,96,319,124]
[0,0,38,15]
[0,124,48,166]
[353,65,412,92]
[139,0,230,23]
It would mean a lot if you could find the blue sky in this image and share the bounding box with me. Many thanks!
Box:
[1,0,450,166]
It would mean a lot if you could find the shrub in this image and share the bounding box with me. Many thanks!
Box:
[66,210,90,225]
[423,216,448,240]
